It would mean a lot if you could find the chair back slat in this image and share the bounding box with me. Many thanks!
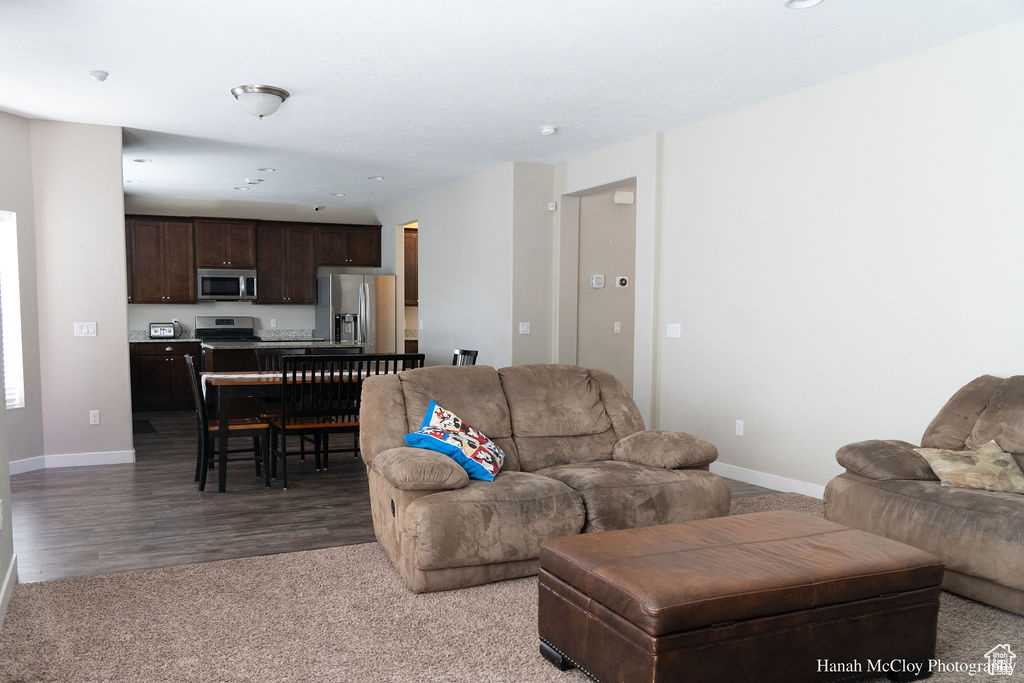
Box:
[255,347,308,371]
[452,349,478,366]
[183,354,207,425]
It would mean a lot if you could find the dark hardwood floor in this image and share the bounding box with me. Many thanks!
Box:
[11,411,779,583]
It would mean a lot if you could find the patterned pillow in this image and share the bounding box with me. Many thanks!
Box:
[913,440,1024,494]
[404,400,505,481]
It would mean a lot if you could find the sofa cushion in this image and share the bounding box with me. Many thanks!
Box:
[824,474,1024,596]
[914,441,1024,495]
[402,471,585,570]
[613,430,717,469]
[499,365,616,471]
[404,400,505,481]
[836,440,937,481]
[398,365,520,471]
[921,375,1002,450]
[966,375,1024,454]
[371,446,469,491]
[536,461,731,532]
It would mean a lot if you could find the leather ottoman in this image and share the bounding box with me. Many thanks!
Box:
[538,511,943,682]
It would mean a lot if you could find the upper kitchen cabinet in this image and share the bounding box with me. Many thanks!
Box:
[256,222,315,304]
[127,216,195,304]
[316,224,382,267]
[194,218,256,268]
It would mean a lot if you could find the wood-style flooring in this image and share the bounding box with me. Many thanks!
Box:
[10,411,779,583]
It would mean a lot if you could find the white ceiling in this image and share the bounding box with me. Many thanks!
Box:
[2,1,1022,210]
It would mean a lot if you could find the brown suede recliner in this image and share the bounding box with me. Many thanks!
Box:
[359,364,731,592]
[825,375,1024,615]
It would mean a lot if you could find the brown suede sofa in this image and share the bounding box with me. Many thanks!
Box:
[359,364,731,592]
[824,375,1024,615]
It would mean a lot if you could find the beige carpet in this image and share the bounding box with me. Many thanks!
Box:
[0,494,1020,682]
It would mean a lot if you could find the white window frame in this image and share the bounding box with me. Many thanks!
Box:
[1,210,25,409]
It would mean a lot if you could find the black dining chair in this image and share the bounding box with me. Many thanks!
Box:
[184,354,270,491]
[255,347,307,371]
[452,349,478,366]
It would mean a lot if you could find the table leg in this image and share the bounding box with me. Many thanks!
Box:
[218,386,230,493]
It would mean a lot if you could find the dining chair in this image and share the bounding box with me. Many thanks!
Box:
[184,354,270,491]
[255,347,308,371]
[452,349,478,366]
[269,355,362,489]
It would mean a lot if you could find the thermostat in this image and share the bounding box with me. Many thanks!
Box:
[591,274,605,289]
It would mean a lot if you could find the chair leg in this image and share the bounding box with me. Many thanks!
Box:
[354,427,361,459]
[263,434,271,488]
[194,422,204,482]
[282,438,288,490]
[199,435,211,491]
[314,435,321,472]
[322,434,329,470]
[253,436,262,477]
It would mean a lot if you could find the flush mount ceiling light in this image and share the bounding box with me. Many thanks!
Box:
[540,125,558,136]
[786,0,823,8]
[132,158,151,164]
[330,192,347,197]
[230,84,290,119]
[233,186,251,191]
[367,175,385,181]
[257,167,276,173]
[88,69,108,82]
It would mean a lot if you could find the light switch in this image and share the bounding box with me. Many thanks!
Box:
[270,318,277,329]
[519,322,531,335]
[613,321,621,334]
[667,323,681,338]
[74,322,97,337]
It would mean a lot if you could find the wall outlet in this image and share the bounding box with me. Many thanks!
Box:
[666,323,681,338]
[74,321,97,337]
[270,318,277,329]
[735,419,744,436]
[613,321,621,334]
[89,409,100,425]
[519,322,531,335]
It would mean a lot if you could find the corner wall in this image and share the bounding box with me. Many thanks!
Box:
[655,20,1024,488]
[30,121,133,464]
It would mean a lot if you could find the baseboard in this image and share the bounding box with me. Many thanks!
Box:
[9,449,135,475]
[711,461,825,499]
[0,553,17,631]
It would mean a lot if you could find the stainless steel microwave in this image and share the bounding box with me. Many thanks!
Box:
[196,269,257,301]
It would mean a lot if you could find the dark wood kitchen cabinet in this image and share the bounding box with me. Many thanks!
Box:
[404,228,418,305]
[126,216,195,304]
[194,218,256,268]
[316,224,382,267]
[130,342,201,411]
[256,222,316,304]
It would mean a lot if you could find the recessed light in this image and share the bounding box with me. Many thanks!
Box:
[785,0,823,8]
[124,179,142,184]
[367,176,385,181]
[243,178,264,185]
[331,192,347,197]
[233,186,251,191]
[540,125,558,136]
[88,70,108,82]
[257,167,276,173]
[132,158,152,164]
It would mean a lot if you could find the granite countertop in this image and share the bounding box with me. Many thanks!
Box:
[130,337,201,343]
[199,340,364,350]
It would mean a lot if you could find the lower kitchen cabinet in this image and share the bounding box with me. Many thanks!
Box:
[131,342,201,411]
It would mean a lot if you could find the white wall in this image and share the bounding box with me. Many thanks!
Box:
[30,121,133,462]
[377,163,516,367]
[0,323,15,626]
[655,20,1024,488]
[0,112,44,465]
[511,163,555,365]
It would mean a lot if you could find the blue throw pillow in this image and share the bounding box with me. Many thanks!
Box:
[404,400,505,481]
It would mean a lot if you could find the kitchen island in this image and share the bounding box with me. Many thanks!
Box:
[201,340,364,371]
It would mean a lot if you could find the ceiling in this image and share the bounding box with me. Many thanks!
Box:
[2,1,1022,210]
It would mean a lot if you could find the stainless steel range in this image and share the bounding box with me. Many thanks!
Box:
[194,315,261,342]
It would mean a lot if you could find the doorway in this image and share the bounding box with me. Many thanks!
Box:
[576,185,636,392]
[402,221,418,354]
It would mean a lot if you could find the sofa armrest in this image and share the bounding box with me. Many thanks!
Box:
[612,430,718,469]
[370,447,470,491]
[835,440,938,481]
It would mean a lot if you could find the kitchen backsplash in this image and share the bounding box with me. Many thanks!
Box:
[129,328,317,341]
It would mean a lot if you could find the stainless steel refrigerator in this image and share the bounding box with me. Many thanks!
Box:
[314,274,396,352]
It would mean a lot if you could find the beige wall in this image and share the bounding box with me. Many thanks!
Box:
[555,135,661,424]
[576,184,636,391]
[31,120,133,460]
[0,326,14,626]
[0,112,44,465]
[377,163,516,367]
[653,19,1024,488]
[511,162,555,365]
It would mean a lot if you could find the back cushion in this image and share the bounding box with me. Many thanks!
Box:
[966,375,1024,454]
[399,365,520,471]
[921,375,1002,450]
[499,365,616,471]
